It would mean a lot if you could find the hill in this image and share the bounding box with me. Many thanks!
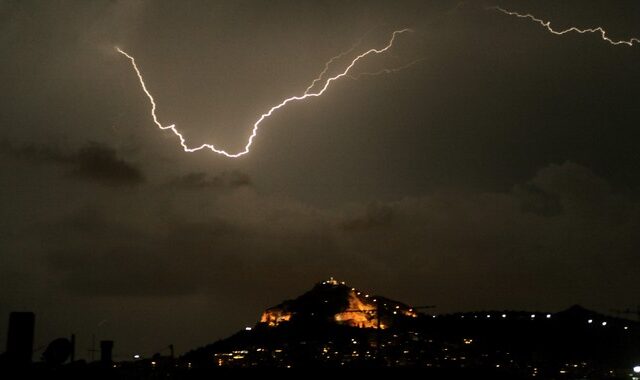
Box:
[184,279,640,377]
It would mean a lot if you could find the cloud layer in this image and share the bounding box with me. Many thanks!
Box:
[6,142,144,186]
[1,0,639,359]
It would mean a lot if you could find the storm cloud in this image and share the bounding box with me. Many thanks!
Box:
[6,141,144,186]
[1,0,639,359]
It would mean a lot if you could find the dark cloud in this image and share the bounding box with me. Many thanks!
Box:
[41,205,335,298]
[34,161,640,308]
[1,0,639,359]
[6,141,144,186]
[168,171,251,190]
[341,202,394,231]
[69,143,144,186]
[514,182,563,217]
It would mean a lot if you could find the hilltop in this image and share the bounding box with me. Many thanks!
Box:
[183,279,640,376]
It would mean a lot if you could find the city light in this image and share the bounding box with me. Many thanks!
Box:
[107,279,640,370]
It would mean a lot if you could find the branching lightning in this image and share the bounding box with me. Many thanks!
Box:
[348,58,426,80]
[489,6,640,47]
[117,29,411,158]
[304,45,357,94]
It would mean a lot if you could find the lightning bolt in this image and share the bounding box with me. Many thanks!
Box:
[116,29,411,158]
[489,6,640,47]
[348,58,426,80]
[304,45,357,94]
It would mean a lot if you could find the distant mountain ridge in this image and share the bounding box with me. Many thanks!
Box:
[183,279,640,375]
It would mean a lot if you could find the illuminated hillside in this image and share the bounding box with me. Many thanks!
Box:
[184,282,640,372]
[258,278,418,329]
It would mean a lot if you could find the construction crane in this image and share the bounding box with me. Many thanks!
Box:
[150,344,175,359]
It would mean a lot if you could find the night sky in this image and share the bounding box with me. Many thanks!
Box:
[1,0,640,359]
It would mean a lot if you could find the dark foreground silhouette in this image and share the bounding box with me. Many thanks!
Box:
[2,280,639,379]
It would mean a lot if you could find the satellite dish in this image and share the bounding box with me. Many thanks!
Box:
[42,338,72,365]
